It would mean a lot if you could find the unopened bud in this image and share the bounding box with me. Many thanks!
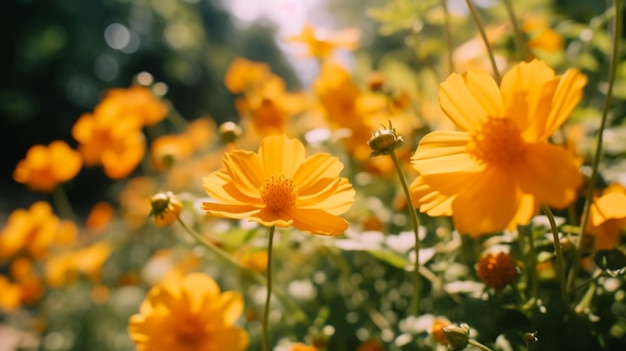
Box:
[367,121,403,157]
[150,191,182,227]
[219,121,243,144]
[443,324,470,351]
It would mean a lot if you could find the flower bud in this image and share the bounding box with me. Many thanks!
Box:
[219,121,243,144]
[367,122,403,157]
[476,252,518,290]
[523,331,538,344]
[443,324,470,351]
[150,191,182,227]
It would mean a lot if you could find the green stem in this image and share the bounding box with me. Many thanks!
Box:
[262,226,276,351]
[569,270,605,294]
[465,0,501,82]
[468,339,494,351]
[176,219,308,325]
[541,205,569,311]
[567,0,621,292]
[389,150,421,316]
[521,225,538,313]
[441,0,455,74]
[502,0,529,60]
[52,185,76,221]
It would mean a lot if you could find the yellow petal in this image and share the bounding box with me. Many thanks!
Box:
[290,208,349,235]
[249,207,294,228]
[203,172,262,206]
[182,273,220,314]
[501,60,554,131]
[293,153,344,190]
[439,70,501,131]
[222,150,264,198]
[258,134,305,177]
[541,68,587,139]
[202,202,261,219]
[212,291,244,326]
[517,143,582,208]
[505,194,538,230]
[592,190,626,222]
[451,166,519,236]
[410,176,453,216]
[298,178,355,215]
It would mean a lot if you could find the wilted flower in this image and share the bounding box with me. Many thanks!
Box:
[202,134,355,235]
[411,60,587,236]
[128,272,249,351]
[476,252,518,290]
[13,140,82,192]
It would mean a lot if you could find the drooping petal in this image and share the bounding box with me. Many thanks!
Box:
[500,59,555,130]
[289,208,350,235]
[222,150,264,198]
[409,176,453,216]
[293,153,344,190]
[439,70,501,131]
[202,202,261,219]
[451,166,520,236]
[249,207,294,227]
[517,143,582,208]
[505,194,539,230]
[258,134,306,177]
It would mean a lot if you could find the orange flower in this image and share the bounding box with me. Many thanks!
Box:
[202,134,355,235]
[95,85,168,127]
[150,134,195,171]
[586,183,626,250]
[410,60,586,236]
[86,201,114,233]
[224,57,272,94]
[150,191,183,227]
[13,140,82,192]
[290,343,319,351]
[0,275,21,311]
[45,242,111,287]
[431,319,451,346]
[72,110,145,179]
[357,339,384,351]
[128,272,249,351]
[523,14,564,54]
[119,177,155,229]
[0,201,77,260]
[286,23,360,59]
[476,252,518,290]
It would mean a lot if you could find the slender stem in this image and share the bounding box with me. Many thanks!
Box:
[389,150,421,316]
[465,0,501,82]
[522,225,538,312]
[567,0,622,292]
[569,270,605,293]
[502,0,529,60]
[262,226,276,351]
[468,339,495,351]
[52,185,76,221]
[176,219,308,324]
[441,0,455,74]
[541,205,569,311]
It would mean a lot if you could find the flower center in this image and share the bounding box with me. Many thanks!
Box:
[467,117,525,167]
[260,174,298,212]
[176,315,206,345]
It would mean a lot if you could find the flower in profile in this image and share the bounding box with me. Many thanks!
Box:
[13,140,82,192]
[286,23,360,60]
[202,134,355,235]
[476,252,518,290]
[411,60,587,236]
[150,191,183,227]
[586,183,626,250]
[128,272,249,351]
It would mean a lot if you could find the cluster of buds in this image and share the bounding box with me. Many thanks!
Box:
[367,121,404,157]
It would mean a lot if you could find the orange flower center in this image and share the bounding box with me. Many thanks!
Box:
[467,117,525,166]
[176,314,207,345]
[260,174,298,212]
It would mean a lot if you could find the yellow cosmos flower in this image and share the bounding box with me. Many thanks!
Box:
[202,134,355,235]
[411,60,587,236]
[13,140,82,192]
[586,183,626,250]
[128,272,249,351]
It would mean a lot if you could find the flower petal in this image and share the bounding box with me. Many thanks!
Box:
[517,143,582,208]
[202,202,261,219]
[182,273,220,314]
[258,134,306,177]
[410,176,453,216]
[293,153,344,190]
[203,171,262,205]
[439,70,502,131]
[298,178,355,215]
[222,150,264,198]
[289,208,349,235]
[541,68,587,139]
[451,166,520,236]
[249,207,294,228]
